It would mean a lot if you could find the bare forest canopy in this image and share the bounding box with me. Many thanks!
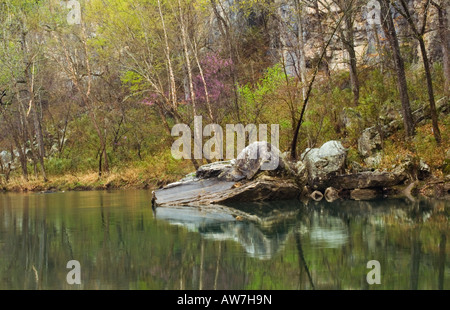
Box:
[0,0,449,187]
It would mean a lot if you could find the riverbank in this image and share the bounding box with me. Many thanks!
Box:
[0,165,192,193]
[2,162,449,201]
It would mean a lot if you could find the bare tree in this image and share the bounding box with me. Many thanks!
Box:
[337,0,360,105]
[210,0,241,121]
[391,0,441,144]
[51,24,110,176]
[379,0,415,138]
[431,0,450,96]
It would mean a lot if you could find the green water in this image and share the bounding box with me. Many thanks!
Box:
[0,190,448,290]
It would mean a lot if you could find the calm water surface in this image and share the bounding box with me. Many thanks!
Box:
[0,190,448,290]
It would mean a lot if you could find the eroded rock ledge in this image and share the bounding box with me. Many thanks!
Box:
[153,140,449,210]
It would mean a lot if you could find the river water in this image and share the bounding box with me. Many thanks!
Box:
[0,190,448,290]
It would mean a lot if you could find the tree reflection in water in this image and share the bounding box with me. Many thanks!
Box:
[0,191,448,290]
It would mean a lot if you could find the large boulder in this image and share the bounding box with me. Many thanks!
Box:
[302,141,348,190]
[220,141,287,181]
[235,141,282,179]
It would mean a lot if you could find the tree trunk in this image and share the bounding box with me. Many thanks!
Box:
[178,0,197,116]
[27,75,48,181]
[16,90,41,179]
[192,38,215,122]
[418,37,442,144]
[379,0,415,138]
[158,0,178,112]
[432,1,450,96]
[290,0,353,159]
[337,0,360,105]
[0,104,29,180]
[20,30,47,181]
[30,100,48,181]
[294,0,307,100]
[210,0,241,122]
[314,0,331,77]
[340,27,360,106]
[12,128,29,181]
[395,0,441,144]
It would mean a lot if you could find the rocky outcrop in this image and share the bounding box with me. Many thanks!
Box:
[356,97,449,170]
[153,142,301,210]
[154,174,300,207]
[153,138,444,213]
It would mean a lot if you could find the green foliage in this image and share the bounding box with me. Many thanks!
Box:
[121,71,145,93]
[346,147,362,167]
[357,69,395,127]
[45,157,74,175]
[238,64,288,123]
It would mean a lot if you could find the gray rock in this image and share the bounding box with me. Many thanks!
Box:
[364,152,383,168]
[302,141,348,190]
[413,98,450,126]
[437,97,450,115]
[391,157,431,181]
[293,160,308,186]
[418,159,431,180]
[219,141,283,182]
[358,126,382,158]
[196,160,235,179]
[391,159,416,180]
[235,141,282,179]
[382,120,401,136]
[340,108,361,132]
[0,150,18,170]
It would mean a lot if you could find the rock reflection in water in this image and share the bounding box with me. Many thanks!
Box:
[153,205,294,259]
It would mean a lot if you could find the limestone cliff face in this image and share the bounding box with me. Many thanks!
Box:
[277,0,447,72]
[208,0,448,74]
